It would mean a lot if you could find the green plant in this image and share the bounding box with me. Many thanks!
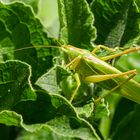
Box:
[0,0,140,140]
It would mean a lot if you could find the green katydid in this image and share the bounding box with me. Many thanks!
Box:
[61,45,140,103]
[7,44,140,104]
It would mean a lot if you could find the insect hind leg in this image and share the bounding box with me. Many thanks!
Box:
[101,46,140,61]
[85,69,137,83]
[94,72,137,104]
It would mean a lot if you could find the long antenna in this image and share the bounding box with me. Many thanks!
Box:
[0,44,67,55]
[0,22,64,54]
[14,45,60,52]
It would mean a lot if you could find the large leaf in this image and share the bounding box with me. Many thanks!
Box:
[111,104,140,140]
[109,98,135,138]
[36,65,94,104]
[0,2,56,82]
[35,65,70,94]
[35,65,76,100]
[91,0,140,47]
[0,60,36,110]
[2,0,39,13]
[58,0,96,49]
[134,0,140,12]
[0,91,100,140]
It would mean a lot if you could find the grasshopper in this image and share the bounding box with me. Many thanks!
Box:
[1,42,140,103]
[59,45,140,103]
[7,44,140,104]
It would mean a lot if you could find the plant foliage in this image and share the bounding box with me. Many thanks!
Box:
[0,0,140,140]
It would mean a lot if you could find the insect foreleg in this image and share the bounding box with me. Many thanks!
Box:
[94,72,137,104]
[66,56,81,71]
[69,73,81,103]
[65,56,82,102]
[92,45,117,54]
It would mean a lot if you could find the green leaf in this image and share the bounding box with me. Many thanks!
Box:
[4,0,39,13]
[0,110,21,126]
[58,0,96,49]
[36,65,71,94]
[0,91,100,140]
[109,98,135,137]
[0,2,56,82]
[36,65,94,104]
[91,0,140,47]
[16,129,73,140]
[36,66,61,94]
[16,115,99,140]
[76,102,94,118]
[0,60,36,110]
[134,0,140,12]
[111,104,140,140]
[93,99,110,121]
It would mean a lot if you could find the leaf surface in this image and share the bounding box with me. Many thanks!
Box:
[111,104,140,140]
[58,0,96,49]
[91,0,140,47]
[0,60,36,110]
[0,2,56,82]
[0,91,100,140]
